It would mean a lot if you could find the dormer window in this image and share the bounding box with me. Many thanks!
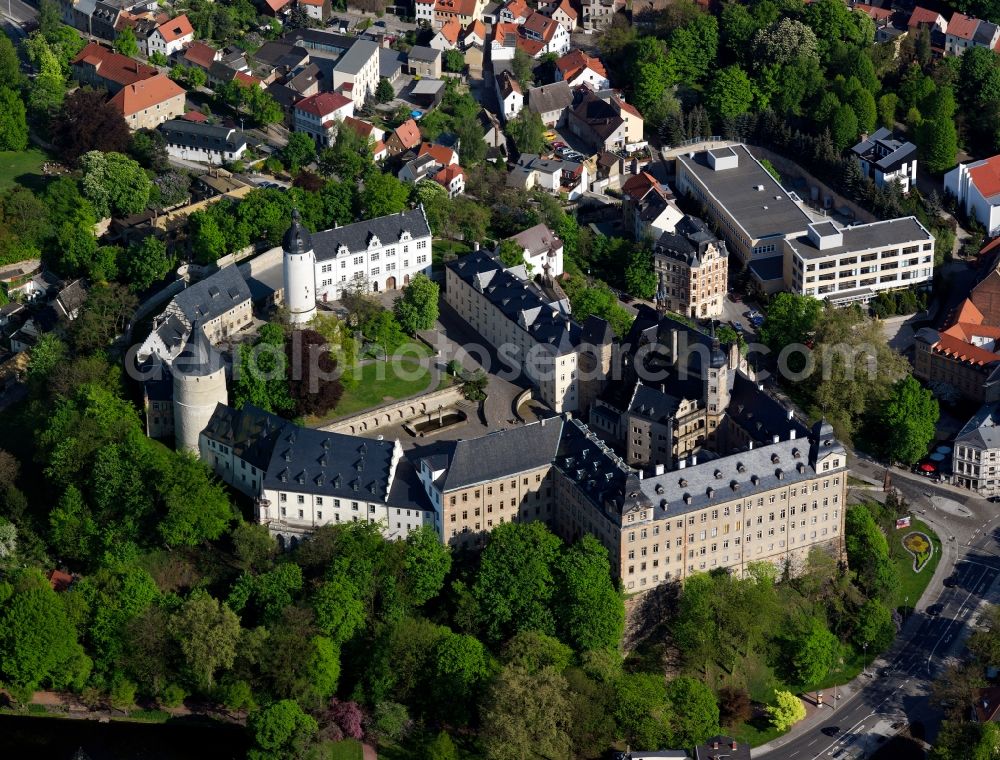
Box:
[714,469,722,479]
[737,462,746,473]
[771,454,780,464]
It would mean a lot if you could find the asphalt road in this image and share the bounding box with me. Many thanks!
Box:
[757,466,1000,759]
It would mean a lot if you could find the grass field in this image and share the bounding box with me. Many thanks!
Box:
[432,239,472,270]
[0,149,50,192]
[325,739,364,760]
[891,518,941,613]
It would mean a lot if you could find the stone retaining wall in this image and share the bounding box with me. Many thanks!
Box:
[319,384,466,435]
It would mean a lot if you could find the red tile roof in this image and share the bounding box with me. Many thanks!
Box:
[503,0,530,18]
[974,686,1000,723]
[109,73,185,116]
[551,0,577,20]
[435,164,465,185]
[157,13,193,43]
[343,115,377,139]
[556,49,607,81]
[234,71,262,88]
[523,11,557,39]
[854,3,892,22]
[264,0,291,11]
[300,0,323,6]
[493,21,519,47]
[516,37,545,57]
[182,109,207,122]
[439,18,462,44]
[182,41,217,69]
[393,118,422,150]
[622,171,661,200]
[72,42,159,87]
[908,6,943,28]
[464,20,486,40]
[418,142,457,165]
[948,12,980,39]
[434,0,479,16]
[613,95,642,119]
[48,570,73,592]
[295,91,353,116]
[969,155,1000,200]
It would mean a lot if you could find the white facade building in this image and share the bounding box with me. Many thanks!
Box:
[784,218,934,305]
[160,119,247,164]
[283,209,318,324]
[145,14,194,57]
[293,91,355,148]
[945,154,1000,236]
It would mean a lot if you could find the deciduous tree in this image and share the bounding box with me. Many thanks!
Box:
[394,273,440,335]
[767,690,805,731]
[0,88,28,151]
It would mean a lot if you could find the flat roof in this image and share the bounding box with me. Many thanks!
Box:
[677,144,812,242]
[786,216,932,261]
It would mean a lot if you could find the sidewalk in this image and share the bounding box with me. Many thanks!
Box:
[753,479,960,756]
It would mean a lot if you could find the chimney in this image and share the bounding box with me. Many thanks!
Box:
[757,383,764,391]
[712,741,719,750]
[731,739,738,750]
[638,470,644,480]
[678,459,687,470]
[787,409,794,420]
[748,441,754,450]
[691,453,697,466]
[772,434,779,444]
[474,241,480,250]
[655,463,665,476]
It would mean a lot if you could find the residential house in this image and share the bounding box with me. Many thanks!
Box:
[908,6,947,33]
[71,42,158,95]
[299,0,332,23]
[418,142,459,167]
[407,46,442,78]
[284,63,324,97]
[181,41,220,73]
[293,91,355,148]
[478,108,506,158]
[110,74,187,130]
[539,0,576,32]
[498,0,530,24]
[435,165,466,197]
[379,48,405,83]
[260,0,292,16]
[567,91,626,151]
[518,11,570,58]
[945,154,1000,235]
[160,119,248,164]
[91,1,123,42]
[653,215,728,318]
[850,128,918,193]
[491,22,519,61]
[431,18,462,50]
[581,0,624,30]
[592,150,624,192]
[527,81,572,127]
[555,50,610,91]
[495,69,524,121]
[415,0,486,29]
[508,154,588,200]
[504,223,564,276]
[462,20,486,48]
[342,116,385,147]
[946,12,984,55]
[411,78,446,110]
[622,171,683,240]
[145,14,194,58]
[386,118,422,155]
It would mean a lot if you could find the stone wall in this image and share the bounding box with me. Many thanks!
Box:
[319,384,466,435]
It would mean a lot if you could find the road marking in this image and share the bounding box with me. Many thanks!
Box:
[927,566,991,673]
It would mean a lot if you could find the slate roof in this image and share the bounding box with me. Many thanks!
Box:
[202,403,288,471]
[160,119,246,152]
[528,80,572,114]
[335,38,379,75]
[655,215,724,266]
[727,373,810,446]
[408,45,441,63]
[172,322,225,378]
[748,255,785,283]
[571,91,623,139]
[448,249,601,355]
[956,402,1000,449]
[641,420,844,517]
[311,207,431,263]
[172,265,252,323]
[254,41,308,68]
[628,381,683,424]
[435,419,564,490]
[850,127,916,174]
[286,62,322,93]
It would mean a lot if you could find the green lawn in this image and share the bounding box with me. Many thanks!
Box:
[732,715,784,747]
[891,518,942,613]
[325,739,364,760]
[310,346,437,423]
[0,149,50,192]
[433,239,472,269]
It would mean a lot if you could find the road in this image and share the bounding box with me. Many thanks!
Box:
[1,0,35,40]
[757,463,1000,759]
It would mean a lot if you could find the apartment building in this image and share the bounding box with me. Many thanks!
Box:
[445,250,612,413]
[653,215,728,318]
[944,154,1000,236]
[675,145,812,267]
[309,207,432,299]
[954,404,1000,496]
[160,119,248,164]
[783,218,934,306]
[292,91,355,148]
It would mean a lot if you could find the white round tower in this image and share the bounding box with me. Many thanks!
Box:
[282,208,317,325]
[172,321,228,453]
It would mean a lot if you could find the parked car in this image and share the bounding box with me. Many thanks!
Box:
[553,141,567,149]
[730,292,742,302]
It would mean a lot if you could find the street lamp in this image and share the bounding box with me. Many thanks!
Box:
[863,642,869,676]
[904,595,909,619]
